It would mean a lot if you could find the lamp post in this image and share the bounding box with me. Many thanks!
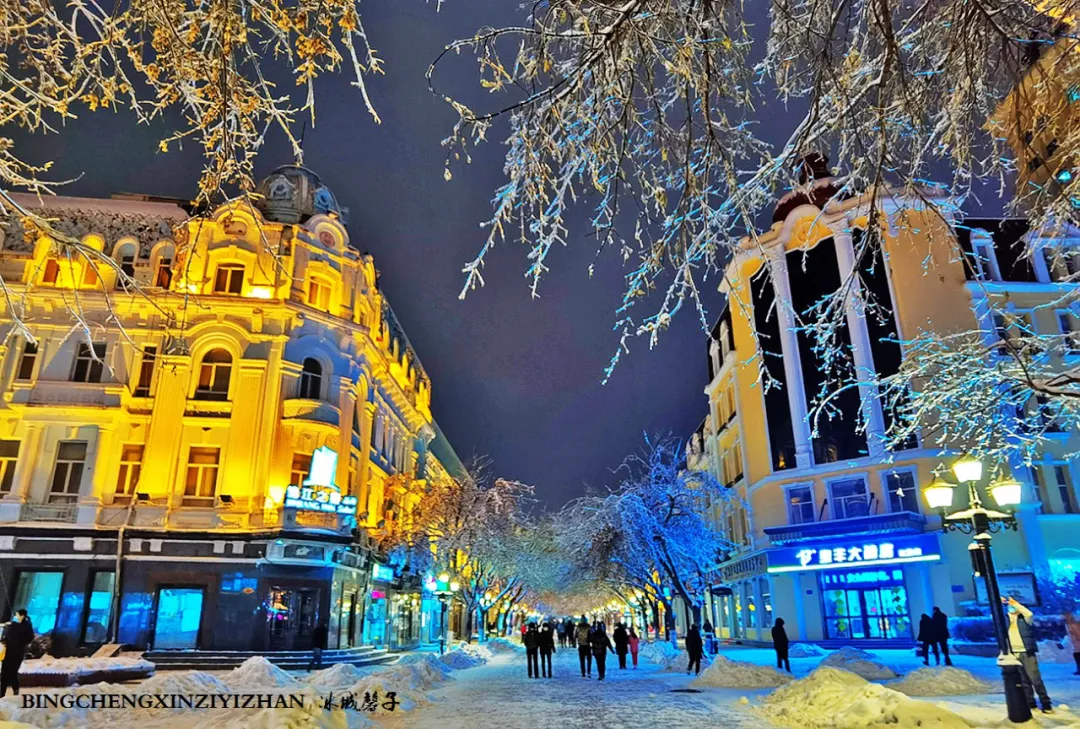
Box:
[432,572,460,656]
[922,457,1030,724]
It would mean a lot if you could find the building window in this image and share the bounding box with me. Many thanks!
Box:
[971,238,1001,281]
[14,571,63,634]
[115,444,144,496]
[299,358,323,399]
[184,447,220,500]
[829,477,869,520]
[1032,465,1048,514]
[154,256,173,288]
[1054,465,1075,514]
[82,571,115,644]
[290,452,312,486]
[42,259,60,285]
[786,485,815,524]
[307,278,332,311]
[758,577,772,628]
[50,441,87,503]
[885,471,920,513]
[1058,311,1080,354]
[0,440,19,493]
[16,341,37,381]
[213,264,245,294]
[117,245,136,290]
[134,346,157,397]
[195,349,232,400]
[71,342,106,383]
[83,263,98,287]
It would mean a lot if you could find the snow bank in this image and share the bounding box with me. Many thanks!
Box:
[224,656,299,689]
[691,655,793,689]
[888,667,993,697]
[453,641,495,661]
[306,662,373,689]
[758,667,972,729]
[440,649,486,670]
[485,637,522,654]
[139,670,230,695]
[638,641,680,666]
[21,655,155,675]
[344,661,447,715]
[818,646,898,680]
[788,643,828,658]
[1036,640,1075,664]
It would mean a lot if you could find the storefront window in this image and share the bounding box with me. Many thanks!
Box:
[153,587,204,649]
[744,583,757,628]
[759,577,772,628]
[821,568,911,639]
[14,571,63,633]
[82,571,114,643]
[364,592,387,646]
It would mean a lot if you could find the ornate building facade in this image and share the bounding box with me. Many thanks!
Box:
[0,166,464,657]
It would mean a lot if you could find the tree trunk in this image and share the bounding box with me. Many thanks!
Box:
[478,607,487,642]
[464,603,475,643]
[650,600,660,640]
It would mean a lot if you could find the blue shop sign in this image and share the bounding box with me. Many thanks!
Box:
[767,533,940,574]
[371,563,395,583]
[819,568,905,588]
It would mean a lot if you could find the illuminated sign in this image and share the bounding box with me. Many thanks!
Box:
[371,563,395,583]
[819,568,905,588]
[283,447,358,516]
[767,533,940,574]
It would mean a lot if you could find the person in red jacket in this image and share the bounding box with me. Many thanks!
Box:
[628,627,640,669]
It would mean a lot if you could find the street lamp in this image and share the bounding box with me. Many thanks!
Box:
[922,457,1029,724]
[432,572,460,655]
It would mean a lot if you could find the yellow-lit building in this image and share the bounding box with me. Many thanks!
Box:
[0,165,464,659]
[697,153,1080,646]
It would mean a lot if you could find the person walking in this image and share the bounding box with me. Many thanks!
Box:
[628,627,640,669]
[0,610,34,698]
[524,623,541,678]
[309,622,328,671]
[685,624,704,676]
[771,617,791,673]
[589,622,615,681]
[539,622,556,678]
[613,623,629,669]
[1006,596,1052,713]
[931,606,952,666]
[1065,611,1080,675]
[575,616,593,678]
[520,622,528,644]
[555,619,565,649]
[702,618,715,655]
[917,613,938,665]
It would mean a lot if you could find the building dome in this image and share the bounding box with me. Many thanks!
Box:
[772,153,847,223]
[254,165,346,225]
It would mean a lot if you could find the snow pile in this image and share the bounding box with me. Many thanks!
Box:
[21,655,155,675]
[344,661,449,714]
[1036,640,1075,664]
[454,641,495,661]
[659,650,713,672]
[440,648,486,670]
[307,662,373,689]
[889,667,993,697]
[788,643,828,658]
[639,641,681,667]
[818,646,898,680]
[139,669,231,695]
[758,667,972,729]
[224,655,299,689]
[691,655,793,689]
[486,637,522,654]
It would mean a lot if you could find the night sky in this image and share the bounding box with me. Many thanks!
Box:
[7,3,1001,508]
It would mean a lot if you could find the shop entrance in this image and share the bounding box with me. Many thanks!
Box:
[152,586,205,649]
[266,586,322,650]
[820,568,912,640]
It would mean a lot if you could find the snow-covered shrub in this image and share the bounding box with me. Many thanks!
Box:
[888,667,994,696]
[691,655,793,689]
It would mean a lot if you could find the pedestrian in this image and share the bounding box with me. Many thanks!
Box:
[309,622,328,671]
[931,606,952,666]
[628,627,640,669]
[576,616,593,678]
[1065,611,1080,675]
[524,623,540,678]
[702,618,715,655]
[539,622,556,678]
[771,617,791,673]
[555,619,565,649]
[520,622,528,644]
[589,622,616,680]
[613,622,629,669]
[1005,596,1052,713]
[0,609,33,697]
[685,623,704,676]
[917,613,938,665]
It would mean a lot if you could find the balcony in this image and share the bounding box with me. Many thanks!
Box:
[764,511,926,545]
[282,398,340,428]
[8,380,124,409]
[20,503,78,523]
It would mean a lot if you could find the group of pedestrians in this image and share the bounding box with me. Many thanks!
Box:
[916,606,953,667]
[522,622,558,678]
[524,616,642,680]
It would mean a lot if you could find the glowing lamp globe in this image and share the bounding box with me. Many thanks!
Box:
[450,580,461,592]
[990,479,1023,508]
[437,572,450,584]
[923,479,956,510]
[952,457,983,483]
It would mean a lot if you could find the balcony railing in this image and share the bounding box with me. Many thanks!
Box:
[764,511,926,545]
[20,503,78,523]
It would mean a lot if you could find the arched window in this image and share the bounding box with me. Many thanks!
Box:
[153,243,175,288]
[195,349,232,400]
[298,358,322,400]
[213,264,245,294]
[115,242,137,291]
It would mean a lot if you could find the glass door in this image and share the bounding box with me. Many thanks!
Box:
[152,587,204,649]
[339,593,355,649]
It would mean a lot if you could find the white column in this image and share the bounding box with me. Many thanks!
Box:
[767,249,814,468]
[832,229,887,456]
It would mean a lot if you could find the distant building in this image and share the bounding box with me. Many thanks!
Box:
[0,165,463,656]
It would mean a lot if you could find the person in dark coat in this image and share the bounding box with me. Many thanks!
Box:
[685,624,704,676]
[931,607,953,666]
[771,617,791,672]
[0,610,34,697]
[702,619,715,654]
[917,614,939,665]
[309,622,329,671]
[524,623,540,678]
[539,622,556,677]
[589,622,616,680]
[613,623,630,669]
[575,617,592,677]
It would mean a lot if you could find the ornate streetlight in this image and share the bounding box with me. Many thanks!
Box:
[922,457,1029,724]
[432,571,460,656]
